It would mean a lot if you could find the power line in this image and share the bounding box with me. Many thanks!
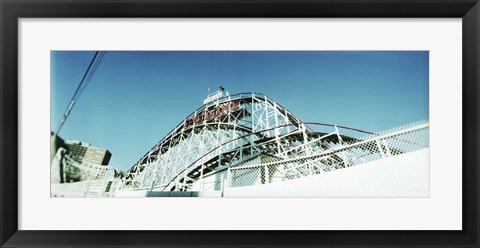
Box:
[54,51,107,135]
[76,51,107,102]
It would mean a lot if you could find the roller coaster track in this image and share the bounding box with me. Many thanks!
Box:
[121,92,428,192]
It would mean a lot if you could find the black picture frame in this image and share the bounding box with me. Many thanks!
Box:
[1,0,479,247]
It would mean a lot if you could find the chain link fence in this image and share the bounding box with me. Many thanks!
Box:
[228,122,429,188]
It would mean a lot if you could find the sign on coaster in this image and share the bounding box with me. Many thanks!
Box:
[183,100,240,128]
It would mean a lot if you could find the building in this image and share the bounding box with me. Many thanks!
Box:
[65,140,112,165]
[50,136,123,197]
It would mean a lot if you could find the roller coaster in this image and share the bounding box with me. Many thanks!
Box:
[50,50,429,197]
[120,90,429,194]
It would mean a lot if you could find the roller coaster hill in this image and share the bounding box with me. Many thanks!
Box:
[51,88,429,197]
[112,89,429,197]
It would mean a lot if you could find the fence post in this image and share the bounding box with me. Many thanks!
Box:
[335,125,350,167]
[382,139,392,157]
[220,174,225,197]
[226,167,231,188]
[376,138,386,158]
[264,165,269,184]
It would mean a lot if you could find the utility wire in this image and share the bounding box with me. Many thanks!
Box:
[54,51,107,135]
[84,51,107,83]
[76,51,107,101]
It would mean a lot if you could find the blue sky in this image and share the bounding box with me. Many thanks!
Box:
[51,51,429,171]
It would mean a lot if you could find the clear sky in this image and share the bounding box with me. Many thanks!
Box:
[51,51,429,171]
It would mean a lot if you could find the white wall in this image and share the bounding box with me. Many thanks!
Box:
[224,148,429,197]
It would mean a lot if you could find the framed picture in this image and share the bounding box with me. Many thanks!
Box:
[1,0,479,247]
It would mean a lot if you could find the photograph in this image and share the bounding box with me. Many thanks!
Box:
[50,51,429,198]
[3,0,477,246]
